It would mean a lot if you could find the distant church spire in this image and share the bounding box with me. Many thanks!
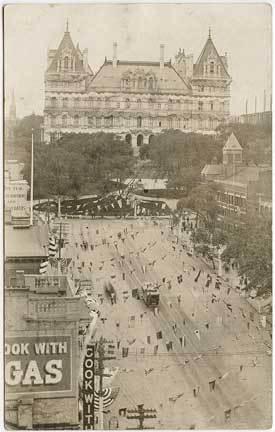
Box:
[208,27,212,39]
[66,19,69,33]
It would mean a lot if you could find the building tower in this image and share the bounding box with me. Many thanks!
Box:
[44,21,94,143]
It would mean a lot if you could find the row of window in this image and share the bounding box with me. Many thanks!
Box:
[217,193,245,208]
[203,62,222,75]
[47,114,219,130]
[47,96,227,112]
[5,193,26,198]
[47,81,85,89]
[121,76,156,90]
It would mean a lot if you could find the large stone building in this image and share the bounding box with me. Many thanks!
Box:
[44,25,231,148]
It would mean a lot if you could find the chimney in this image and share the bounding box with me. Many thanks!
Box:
[113,42,117,68]
[83,48,88,71]
[160,44,164,69]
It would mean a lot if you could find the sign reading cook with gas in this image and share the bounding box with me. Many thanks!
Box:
[5,336,72,395]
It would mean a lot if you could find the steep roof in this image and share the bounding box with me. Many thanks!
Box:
[223,133,242,151]
[89,60,191,94]
[201,164,223,176]
[193,34,230,79]
[47,30,87,74]
[224,166,263,185]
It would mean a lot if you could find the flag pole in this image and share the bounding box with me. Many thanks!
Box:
[30,128,34,226]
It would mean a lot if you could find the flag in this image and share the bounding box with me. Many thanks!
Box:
[48,235,58,257]
[94,388,115,411]
[194,330,200,340]
[39,260,49,274]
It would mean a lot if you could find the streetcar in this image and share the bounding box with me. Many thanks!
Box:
[142,282,160,307]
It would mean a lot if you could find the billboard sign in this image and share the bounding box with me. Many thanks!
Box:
[83,344,95,430]
[5,335,72,396]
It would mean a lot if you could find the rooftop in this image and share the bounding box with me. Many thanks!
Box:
[5,224,49,258]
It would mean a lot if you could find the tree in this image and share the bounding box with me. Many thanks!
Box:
[148,130,222,173]
[177,182,220,230]
[24,132,136,201]
[222,215,272,295]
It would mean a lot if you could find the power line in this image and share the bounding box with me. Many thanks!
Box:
[126,404,157,430]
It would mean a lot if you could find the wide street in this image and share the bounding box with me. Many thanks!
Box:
[63,218,271,430]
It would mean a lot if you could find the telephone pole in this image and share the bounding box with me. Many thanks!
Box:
[126,404,157,429]
[95,337,116,430]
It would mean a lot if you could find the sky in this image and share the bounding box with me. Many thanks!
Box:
[4,2,272,117]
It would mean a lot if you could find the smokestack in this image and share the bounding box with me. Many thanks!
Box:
[160,44,164,69]
[113,42,117,68]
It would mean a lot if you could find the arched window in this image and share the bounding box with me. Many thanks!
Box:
[51,97,57,107]
[148,118,153,128]
[168,99,173,110]
[97,97,101,107]
[74,115,79,126]
[88,97,93,107]
[176,118,181,129]
[64,56,69,69]
[138,78,143,89]
[62,115,67,127]
[110,115,114,127]
[96,117,101,128]
[210,61,215,73]
[88,116,94,127]
[148,98,153,109]
[210,101,214,111]
[71,58,74,69]
[74,98,80,107]
[148,77,154,90]
[51,116,56,127]
[63,98,68,108]
[137,99,142,109]
[167,118,173,129]
[137,116,142,128]
[125,98,130,109]
[198,101,203,111]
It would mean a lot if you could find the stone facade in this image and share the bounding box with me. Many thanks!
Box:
[44,26,231,148]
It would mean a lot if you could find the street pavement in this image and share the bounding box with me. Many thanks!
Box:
[61,218,272,430]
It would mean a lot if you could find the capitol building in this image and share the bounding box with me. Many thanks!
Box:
[44,24,232,148]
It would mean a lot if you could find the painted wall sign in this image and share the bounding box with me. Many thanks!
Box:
[5,335,72,395]
[83,344,95,430]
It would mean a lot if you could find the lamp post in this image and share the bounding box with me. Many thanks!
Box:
[30,128,34,226]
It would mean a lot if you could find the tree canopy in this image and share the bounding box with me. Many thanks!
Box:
[24,133,135,199]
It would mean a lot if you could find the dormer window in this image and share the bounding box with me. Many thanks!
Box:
[210,61,215,73]
[64,56,69,69]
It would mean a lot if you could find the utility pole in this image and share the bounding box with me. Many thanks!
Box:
[95,337,116,430]
[30,128,34,226]
[126,404,157,430]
